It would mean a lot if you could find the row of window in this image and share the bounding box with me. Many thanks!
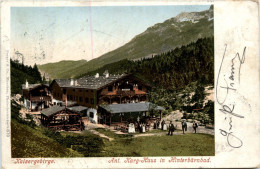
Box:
[66,95,94,104]
[71,89,94,93]
[62,88,94,94]
[53,92,94,104]
[53,92,60,98]
[107,86,143,91]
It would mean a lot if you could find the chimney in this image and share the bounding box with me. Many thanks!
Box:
[95,73,99,78]
[70,79,74,86]
[25,80,29,88]
[103,70,109,78]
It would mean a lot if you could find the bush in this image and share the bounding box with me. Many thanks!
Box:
[42,130,105,157]
[42,128,64,143]
[203,100,214,123]
[11,100,36,128]
[64,135,104,157]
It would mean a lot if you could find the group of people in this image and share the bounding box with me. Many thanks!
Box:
[137,123,147,133]
[131,120,199,134]
[181,121,199,134]
[154,120,167,130]
[154,119,199,135]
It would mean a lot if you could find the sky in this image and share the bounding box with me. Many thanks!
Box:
[11,5,210,65]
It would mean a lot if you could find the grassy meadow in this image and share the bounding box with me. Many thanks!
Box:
[12,120,214,157]
[11,120,83,157]
[88,128,214,157]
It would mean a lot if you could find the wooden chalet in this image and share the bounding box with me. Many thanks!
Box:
[40,105,85,131]
[22,81,51,111]
[49,73,152,123]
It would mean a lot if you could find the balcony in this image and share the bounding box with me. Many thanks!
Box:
[116,90,135,95]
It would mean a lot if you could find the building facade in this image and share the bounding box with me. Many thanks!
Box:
[49,73,151,123]
[22,81,52,111]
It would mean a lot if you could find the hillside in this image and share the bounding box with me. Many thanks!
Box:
[79,37,214,90]
[11,60,42,94]
[11,100,104,157]
[39,6,213,79]
[38,59,87,80]
[11,120,83,157]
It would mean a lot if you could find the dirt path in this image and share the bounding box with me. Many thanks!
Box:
[89,130,114,141]
[133,131,183,138]
[133,128,214,138]
[161,110,214,135]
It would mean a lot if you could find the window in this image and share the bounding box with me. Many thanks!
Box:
[79,97,83,102]
[89,112,94,118]
[138,86,143,91]
[91,98,94,104]
[108,86,113,92]
[85,97,89,103]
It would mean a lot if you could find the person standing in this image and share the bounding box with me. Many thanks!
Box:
[138,123,142,133]
[181,120,187,134]
[142,123,146,133]
[193,121,198,133]
[154,120,157,129]
[168,121,175,136]
[158,120,162,129]
[161,120,165,130]
[163,122,167,130]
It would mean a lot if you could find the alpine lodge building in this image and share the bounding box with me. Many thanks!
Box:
[22,72,164,130]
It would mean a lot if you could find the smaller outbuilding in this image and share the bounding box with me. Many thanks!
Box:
[98,102,164,126]
[40,105,85,131]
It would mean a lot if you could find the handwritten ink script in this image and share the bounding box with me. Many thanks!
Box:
[216,44,247,148]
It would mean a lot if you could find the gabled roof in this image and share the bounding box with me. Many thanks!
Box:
[41,105,65,117]
[41,105,84,117]
[68,106,88,112]
[61,101,77,107]
[52,74,127,90]
[99,102,164,114]
[51,74,152,90]
[22,84,49,90]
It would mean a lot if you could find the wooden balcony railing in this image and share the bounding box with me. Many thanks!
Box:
[116,90,135,95]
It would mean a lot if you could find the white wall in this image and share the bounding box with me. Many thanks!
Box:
[24,98,30,109]
[87,108,98,123]
[23,98,44,110]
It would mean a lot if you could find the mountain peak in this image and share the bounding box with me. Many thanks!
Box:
[174,8,212,23]
[39,7,213,79]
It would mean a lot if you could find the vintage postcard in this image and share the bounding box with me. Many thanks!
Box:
[1,0,259,168]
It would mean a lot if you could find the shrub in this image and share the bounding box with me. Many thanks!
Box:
[11,101,36,128]
[64,135,104,157]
